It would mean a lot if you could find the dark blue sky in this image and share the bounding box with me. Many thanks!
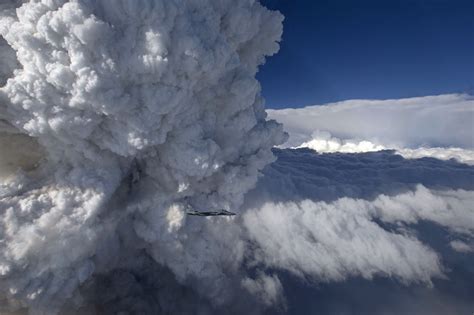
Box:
[258,0,474,108]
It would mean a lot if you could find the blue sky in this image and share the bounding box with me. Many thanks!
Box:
[258,0,474,108]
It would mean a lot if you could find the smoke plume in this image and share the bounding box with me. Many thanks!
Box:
[0,1,286,313]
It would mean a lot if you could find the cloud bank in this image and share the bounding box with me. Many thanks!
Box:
[268,94,474,150]
[243,148,474,280]
[242,149,474,314]
[257,95,474,313]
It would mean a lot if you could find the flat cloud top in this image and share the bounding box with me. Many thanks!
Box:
[268,94,474,150]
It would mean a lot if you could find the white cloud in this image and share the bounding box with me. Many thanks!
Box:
[243,151,474,286]
[268,94,474,164]
[0,0,285,313]
[371,186,474,235]
[450,240,474,253]
[244,193,445,284]
[396,147,474,165]
[268,94,474,149]
[241,274,285,307]
[297,131,474,164]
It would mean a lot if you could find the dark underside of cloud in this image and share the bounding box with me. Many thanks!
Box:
[265,222,474,315]
[249,148,474,315]
[274,258,474,315]
[247,148,474,206]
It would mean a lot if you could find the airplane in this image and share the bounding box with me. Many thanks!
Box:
[186,209,236,216]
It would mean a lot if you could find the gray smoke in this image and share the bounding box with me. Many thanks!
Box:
[0,1,286,313]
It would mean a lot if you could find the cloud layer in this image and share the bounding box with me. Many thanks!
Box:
[256,95,474,314]
[268,94,474,150]
[243,148,474,283]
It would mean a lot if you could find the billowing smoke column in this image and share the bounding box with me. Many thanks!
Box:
[0,0,286,313]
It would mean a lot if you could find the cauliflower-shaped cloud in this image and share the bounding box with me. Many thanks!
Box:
[0,1,285,313]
